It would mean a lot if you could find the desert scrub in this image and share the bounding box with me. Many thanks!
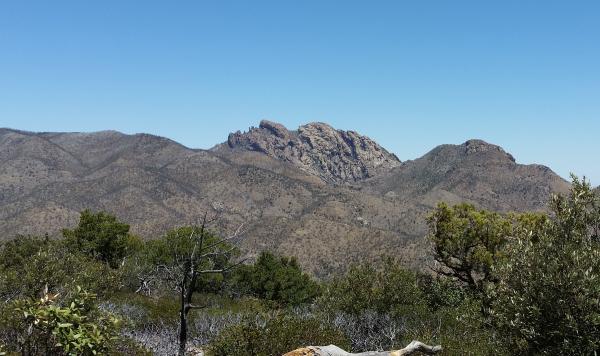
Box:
[207,312,349,356]
[106,292,180,326]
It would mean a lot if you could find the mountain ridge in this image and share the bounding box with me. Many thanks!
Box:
[0,122,570,275]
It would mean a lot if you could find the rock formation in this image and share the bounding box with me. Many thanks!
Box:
[223,120,401,183]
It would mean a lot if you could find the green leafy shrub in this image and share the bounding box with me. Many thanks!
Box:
[488,176,600,354]
[318,258,425,317]
[0,235,50,270]
[108,292,181,326]
[63,209,140,268]
[0,238,120,301]
[207,313,349,356]
[234,251,320,306]
[11,286,120,355]
[406,297,503,356]
[417,274,468,311]
[107,337,152,356]
[428,175,600,354]
[316,259,500,354]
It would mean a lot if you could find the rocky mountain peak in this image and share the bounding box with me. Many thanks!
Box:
[224,120,400,183]
[462,139,516,162]
[259,120,290,138]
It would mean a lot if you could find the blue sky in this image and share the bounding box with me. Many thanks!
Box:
[1,1,598,184]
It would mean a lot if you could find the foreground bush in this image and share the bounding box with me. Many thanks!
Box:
[316,260,500,354]
[0,237,121,303]
[429,175,600,354]
[489,177,600,354]
[63,209,140,268]
[207,313,349,356]
[1,286,122,355]
[318,259,426,317]
[234,251,321,306]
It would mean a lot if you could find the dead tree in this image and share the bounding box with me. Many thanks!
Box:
[284,341,442,356]
[156,214,245,356]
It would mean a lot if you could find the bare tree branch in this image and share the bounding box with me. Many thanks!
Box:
[199,258,248,274]
[162,213,247,356]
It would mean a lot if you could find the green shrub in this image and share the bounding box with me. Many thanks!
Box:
[9,286,120,355]
[207,313,349,356]
[234,251,320,306]
[417,274,469,311]
[0,239,120,301]
[109,292,181,326]
[488,176,600,354]
[427,202,516,295]
[318,258,425,317]
[428,175,600,354]
[0,235,50,270]
[315,259,501,354]
[63,209,139,268]
[107,337,152,356]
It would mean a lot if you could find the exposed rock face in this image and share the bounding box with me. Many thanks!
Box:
[463,139,515,161]
[225,120,401,183]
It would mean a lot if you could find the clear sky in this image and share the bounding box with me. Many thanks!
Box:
[1,1,598,184]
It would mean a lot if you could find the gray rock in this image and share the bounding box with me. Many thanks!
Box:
[225,121,401,183]
[464,139,515,162]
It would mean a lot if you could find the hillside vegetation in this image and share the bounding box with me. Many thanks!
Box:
[0,176,598,355]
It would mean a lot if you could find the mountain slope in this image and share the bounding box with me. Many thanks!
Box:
[365,139,568,212]
[0,125,570,276]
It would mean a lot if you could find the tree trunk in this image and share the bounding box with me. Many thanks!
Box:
[178,291,187,356]
[178,265,190,356]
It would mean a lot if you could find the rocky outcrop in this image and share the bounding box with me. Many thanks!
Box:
[463,139,515,162]
[224,120,401,183]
